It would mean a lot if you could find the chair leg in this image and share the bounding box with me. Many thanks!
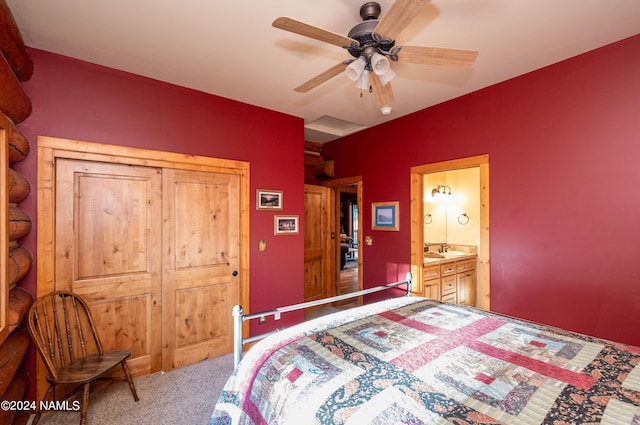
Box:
[121,360,140,402]
[31,383,55,425]
[79,382,90,425]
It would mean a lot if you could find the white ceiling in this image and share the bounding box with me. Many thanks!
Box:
[7,0,640,143]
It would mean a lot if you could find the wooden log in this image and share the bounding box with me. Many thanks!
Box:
[7,114,30,163]
[312,160,335,180]
[8,245,32,289]
[0,365,29,425]
[0,51,31,123]
[304,152,322,167]
[8,287,33,332]
[0,0,34,81]
[0,329,30,397]
[8,205,31,242]
[304,141,323,167]
[8,167,30,203]
[304,140,323,154]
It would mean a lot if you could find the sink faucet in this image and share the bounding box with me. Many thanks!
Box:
[440,244,450,253]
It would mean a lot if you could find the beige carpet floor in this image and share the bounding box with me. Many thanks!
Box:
[30,353,235,425]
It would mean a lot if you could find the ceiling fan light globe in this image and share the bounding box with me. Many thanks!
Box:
[378,67,396,85]
[355,70,371,90]
[345,56,366,81]
[371,52,390,75]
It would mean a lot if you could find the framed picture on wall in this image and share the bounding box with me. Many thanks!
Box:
[372,201,399,231]
[274,215,299,235]
[256,189,283,210]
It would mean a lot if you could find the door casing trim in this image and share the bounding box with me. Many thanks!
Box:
[322,177,363,301]
[410,155,490,310]
[36,136,251,362]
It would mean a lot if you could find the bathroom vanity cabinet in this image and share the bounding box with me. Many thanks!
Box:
[422,257,476,307]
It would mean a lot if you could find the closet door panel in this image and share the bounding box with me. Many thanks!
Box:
[162,168,240,370]
[55,159,163,375]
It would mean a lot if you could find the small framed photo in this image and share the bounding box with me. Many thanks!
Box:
[256,189,283,210]
[372,201,399,231]
[274,215,299,235]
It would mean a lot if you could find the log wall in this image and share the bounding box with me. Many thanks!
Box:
[1,1,34,423]
[304,140,335,184]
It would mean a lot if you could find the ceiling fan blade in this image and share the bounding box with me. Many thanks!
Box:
[370,72,394,108]
[396,45,478,67]
[373,0,431,41]
[294,62,348,93]
[273,17,358,48]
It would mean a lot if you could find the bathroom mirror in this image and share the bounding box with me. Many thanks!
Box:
[423,169,480,249]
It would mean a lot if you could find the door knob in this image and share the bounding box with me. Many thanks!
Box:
[232,271,238,277]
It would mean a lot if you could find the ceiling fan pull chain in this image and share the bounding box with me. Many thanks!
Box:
[359,84,373,97]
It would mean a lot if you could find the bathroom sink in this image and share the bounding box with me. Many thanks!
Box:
[424,250,470,262]
[442,251,468,257]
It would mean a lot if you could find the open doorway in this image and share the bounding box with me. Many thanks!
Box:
[304,177,363,320]
[328,177,363,299]
[336,185,359,304]
[410,155,490,310]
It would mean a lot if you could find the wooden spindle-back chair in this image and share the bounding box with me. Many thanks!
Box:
[27,291,139,425]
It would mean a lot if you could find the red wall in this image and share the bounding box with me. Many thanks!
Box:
[14,49,306,336]
[323,34,640,347]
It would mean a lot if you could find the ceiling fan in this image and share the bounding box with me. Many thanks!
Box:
[273,0,478,115]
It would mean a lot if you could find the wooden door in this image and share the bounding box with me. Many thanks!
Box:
[55,159,163,375]
[303,185,333,302]
[54,160,241,375]
[39,138,249,400]
[162,169,240,370]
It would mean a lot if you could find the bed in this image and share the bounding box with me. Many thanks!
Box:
[210,276,640,424]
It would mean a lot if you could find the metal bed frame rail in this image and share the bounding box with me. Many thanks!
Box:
[232,272,413,367]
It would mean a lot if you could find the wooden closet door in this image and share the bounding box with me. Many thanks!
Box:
[162,169,240,370]
[304,185,333,302]
[55,159,163,375]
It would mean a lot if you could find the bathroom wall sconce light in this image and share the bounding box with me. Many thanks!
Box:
[431,185,452,198]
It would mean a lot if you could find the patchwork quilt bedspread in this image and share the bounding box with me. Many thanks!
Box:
[211,297,640,424]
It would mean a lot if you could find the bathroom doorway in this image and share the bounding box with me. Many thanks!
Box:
[410,155,490,310]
